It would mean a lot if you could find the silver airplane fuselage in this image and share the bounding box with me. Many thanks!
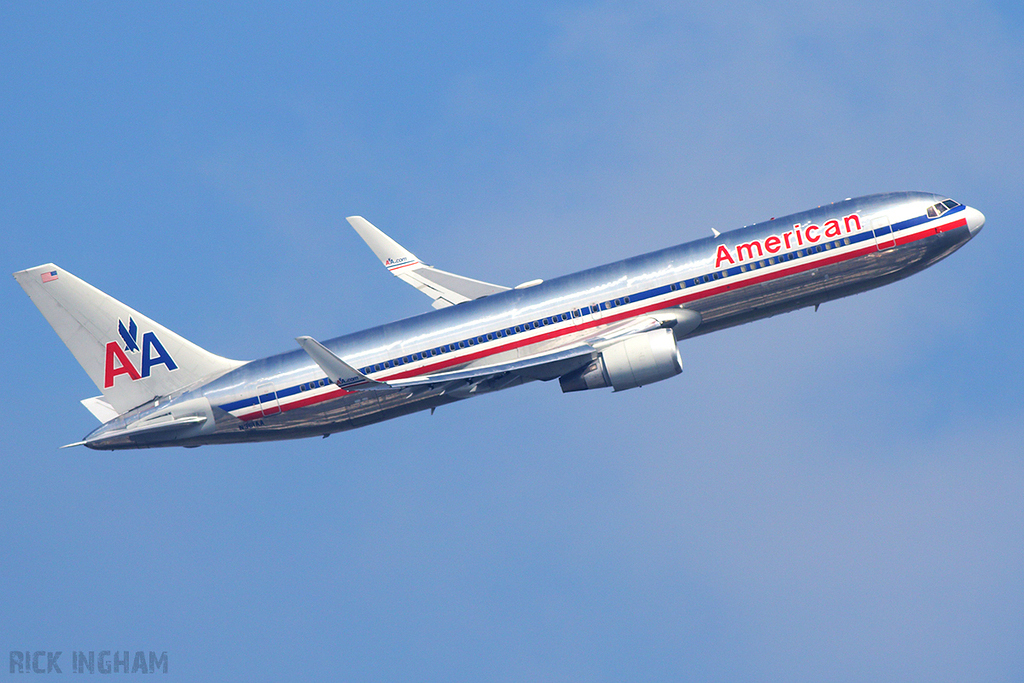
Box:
[40,191,984,449]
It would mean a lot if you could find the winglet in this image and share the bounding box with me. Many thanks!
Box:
[295,336,391,391]
[346,216,422,272]
[346,216,510,308]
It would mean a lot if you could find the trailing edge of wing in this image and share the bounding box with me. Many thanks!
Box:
[386,344,598,388]
[346,216,510,308]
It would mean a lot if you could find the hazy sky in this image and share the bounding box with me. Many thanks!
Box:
[3,2,1023,681]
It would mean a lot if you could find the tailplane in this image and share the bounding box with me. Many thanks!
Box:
[14,264,245,416]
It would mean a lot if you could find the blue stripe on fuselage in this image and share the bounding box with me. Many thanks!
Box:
[217,208,962,417]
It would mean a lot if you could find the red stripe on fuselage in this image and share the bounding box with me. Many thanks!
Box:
[232,217,963,421]
[234,386,356,422]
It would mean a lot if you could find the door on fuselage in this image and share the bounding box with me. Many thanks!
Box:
[872,215,895,251]
[258,383,280,416]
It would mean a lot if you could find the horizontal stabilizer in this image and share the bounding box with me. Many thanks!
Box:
[81,396,119,423]
[83,415,207,448]
[346,216,510,308]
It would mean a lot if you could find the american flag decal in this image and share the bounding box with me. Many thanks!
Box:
[41,270,58,283]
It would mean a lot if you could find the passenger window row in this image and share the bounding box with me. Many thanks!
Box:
[358,231,863,376]
[359,310,582,375]
[734,237,852,274]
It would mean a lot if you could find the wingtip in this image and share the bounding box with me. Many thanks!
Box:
[13,263,59,279]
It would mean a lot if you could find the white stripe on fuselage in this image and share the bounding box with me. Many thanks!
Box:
[224,197,968,425]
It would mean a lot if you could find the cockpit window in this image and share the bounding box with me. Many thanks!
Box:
[926,198,961,219]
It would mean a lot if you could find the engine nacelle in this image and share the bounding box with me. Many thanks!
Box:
[560,327,682,392]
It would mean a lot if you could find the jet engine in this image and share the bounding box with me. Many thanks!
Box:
[559,327,682,392]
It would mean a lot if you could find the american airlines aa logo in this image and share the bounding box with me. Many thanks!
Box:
[103,317,177,388]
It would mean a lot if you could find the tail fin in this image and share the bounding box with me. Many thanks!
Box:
[14,264,245,415]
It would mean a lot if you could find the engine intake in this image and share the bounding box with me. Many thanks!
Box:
[560,327,682,392]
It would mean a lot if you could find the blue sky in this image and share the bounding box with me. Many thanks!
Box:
[3,2,1023,680]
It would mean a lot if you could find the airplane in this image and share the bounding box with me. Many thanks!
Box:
[15,191,984,450]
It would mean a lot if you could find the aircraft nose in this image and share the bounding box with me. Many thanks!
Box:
[965,206,985,236]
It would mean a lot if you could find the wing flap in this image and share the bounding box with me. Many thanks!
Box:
[387,344,598,387]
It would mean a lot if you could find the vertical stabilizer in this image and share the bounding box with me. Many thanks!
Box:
[14,264,245,415]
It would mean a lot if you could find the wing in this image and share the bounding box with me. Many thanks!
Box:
[347,216,510,309]
[294,309,700,396]
[296,335,598,396]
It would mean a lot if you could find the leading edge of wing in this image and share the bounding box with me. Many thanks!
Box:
[296,335,596,391]
[346,216,510,308]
